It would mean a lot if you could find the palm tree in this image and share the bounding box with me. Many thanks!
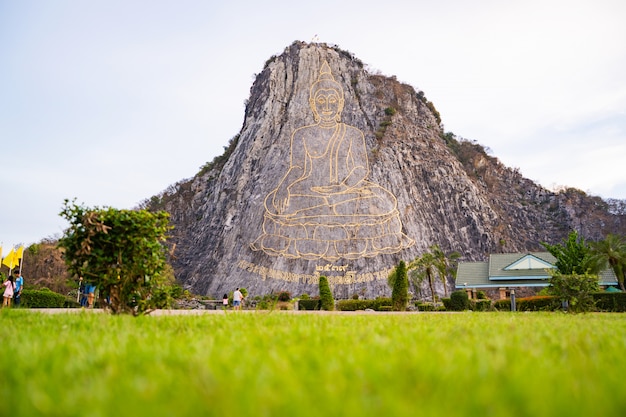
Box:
[589,234,626,291]
[431,244,460,298]
[409,252,438,303]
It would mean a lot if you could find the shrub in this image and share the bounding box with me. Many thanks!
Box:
[549,273,599,313]
[471,299,492,311]
[494,299,511,311]
[516,295,560,311]
[319,276,334,311]
[391,261,408,311]
[21,288,67,308]
[593,292,626,312]
[446,290,470,311]
[298,299,321,310]
[415,302,436,311]
[336,298,392,311]
[277,291,292,302]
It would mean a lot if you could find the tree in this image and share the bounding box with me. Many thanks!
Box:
[589,234,626,291]
[431,244,460,298]
[58,199,172,315]
[542,231,595,275]
[391,260,408,311]
[409,252,437,303]
[548,272,599,313]
[319,275,334,311]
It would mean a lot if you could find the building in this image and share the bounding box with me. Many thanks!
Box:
[455,252,618,299]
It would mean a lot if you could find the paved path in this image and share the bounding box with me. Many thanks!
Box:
[19,308,428,315]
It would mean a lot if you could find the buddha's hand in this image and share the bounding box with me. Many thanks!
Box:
[311,184,347,195]
[272,190,290,214]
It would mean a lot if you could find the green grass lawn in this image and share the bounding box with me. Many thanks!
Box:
[1,310,625,417]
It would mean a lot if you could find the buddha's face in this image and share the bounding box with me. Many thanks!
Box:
[311,89,343,123]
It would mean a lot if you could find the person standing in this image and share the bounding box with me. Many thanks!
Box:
[233,288,243,311]
[78,277,88,307]
[13,271,23,307]
[2,275,15,308]
[222,293,229,310]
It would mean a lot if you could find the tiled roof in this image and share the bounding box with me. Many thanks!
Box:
[488,252,556,280]
[456,252,618,289]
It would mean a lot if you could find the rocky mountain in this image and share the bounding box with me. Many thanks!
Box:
[147,41,625,299]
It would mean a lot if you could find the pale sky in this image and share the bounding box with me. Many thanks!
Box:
[1,0,625,250]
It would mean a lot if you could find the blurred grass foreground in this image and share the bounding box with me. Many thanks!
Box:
[1,310,625,417]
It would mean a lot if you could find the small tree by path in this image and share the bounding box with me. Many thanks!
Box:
[319,276,334,311]
[58,199,172,315]
[391,260,408,311]
[548,272,599,313]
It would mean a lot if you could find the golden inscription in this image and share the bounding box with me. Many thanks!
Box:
[237,260,393,285]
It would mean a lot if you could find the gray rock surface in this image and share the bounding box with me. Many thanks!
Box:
[151,41,625,299]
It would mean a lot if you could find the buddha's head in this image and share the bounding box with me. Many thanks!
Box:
[310,61,344,124]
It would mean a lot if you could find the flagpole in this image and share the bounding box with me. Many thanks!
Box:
[18,245,24,275]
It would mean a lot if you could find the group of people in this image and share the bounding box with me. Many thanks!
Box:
[223,288,245,310]
[2,270,24,308]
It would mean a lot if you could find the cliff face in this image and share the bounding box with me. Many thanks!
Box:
[151,41,625,298]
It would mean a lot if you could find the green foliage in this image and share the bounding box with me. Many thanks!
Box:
[414,302,431,311]
[431,244,459,298]
[470,299,492,311]
[21,288,67,308]
[416,90,441,125]
[548,273,600,313]
[542,230,595,275]
[336,298,392,311]
[493,299,511,311]
[27,243,41,256]
[277,291,292,302]
[384,107,396,116]
[58,199,173,315]
[589,234,626,291]
[445,290,470,311]
[299,293,311,300]
[197,134,240,177]
[592,292,626,312]
[409,251,437,302]
[318,276,334,311]
[298,298,321,310]
[515,295,560,312]
[391,260,408,311]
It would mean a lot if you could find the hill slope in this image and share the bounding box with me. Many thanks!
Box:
[147,41,625,298]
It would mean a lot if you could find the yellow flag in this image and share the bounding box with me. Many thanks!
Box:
[2,248,15,269]
[15,245,24,260]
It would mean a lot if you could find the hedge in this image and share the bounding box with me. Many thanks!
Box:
[21,288,68,308]
[415,303,437,311]
[493,293,626,312]
[516,296,561,311]
[298,299,321,310]
[470,299,492,311]
[593,292,626,312]
[442,291,470,311]
[336,298,392,311]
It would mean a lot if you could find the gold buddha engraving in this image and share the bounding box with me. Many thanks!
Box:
[251,61,414,261]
